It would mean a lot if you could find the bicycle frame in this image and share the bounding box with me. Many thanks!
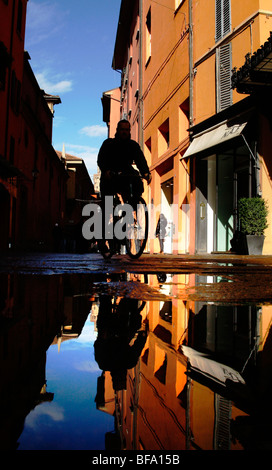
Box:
[99,173,149,259]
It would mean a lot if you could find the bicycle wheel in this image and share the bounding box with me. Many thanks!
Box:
[125,197,148,259]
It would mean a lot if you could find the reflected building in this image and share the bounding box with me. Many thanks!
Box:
[0,273,92,450]
[112,273,272,451]
[0,273,64,449]
[2,269,272,450]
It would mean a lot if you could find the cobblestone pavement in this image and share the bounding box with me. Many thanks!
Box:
[1,251,272,274]
[1,251,272,304]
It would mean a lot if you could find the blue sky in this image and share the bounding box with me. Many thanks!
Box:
[25,0,122,179]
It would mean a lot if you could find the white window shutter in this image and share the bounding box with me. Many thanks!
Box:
[223,0,231,36]
[215,0,231,42]
[215,0,222,42]
[217,43,232,111]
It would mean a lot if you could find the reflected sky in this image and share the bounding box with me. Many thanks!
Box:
[2,267,272,451]
[17,319,113,451]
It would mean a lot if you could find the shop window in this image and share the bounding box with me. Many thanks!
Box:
[158,118,169,156]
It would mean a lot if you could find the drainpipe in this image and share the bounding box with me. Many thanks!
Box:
[138,0,144,149]
[189,0,193,127]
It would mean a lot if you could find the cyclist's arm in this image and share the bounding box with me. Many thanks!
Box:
[97,139,112,172]
[134,143,152,184]
[143,172,152,184]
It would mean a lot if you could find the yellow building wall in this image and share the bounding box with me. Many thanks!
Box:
[112,0,272,256]
[258,114,272,254]
[260,306,272,349]
[191,382,215,450]
[194,56,216,124]
[193,1,272,125]
[143,0,190,254]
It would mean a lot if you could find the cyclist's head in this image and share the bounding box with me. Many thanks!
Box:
[116,119,131,140]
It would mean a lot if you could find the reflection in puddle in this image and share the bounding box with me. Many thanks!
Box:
[1,271,272,450]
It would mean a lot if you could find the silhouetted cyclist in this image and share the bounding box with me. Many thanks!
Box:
[98,119,151,200]
[97,120,151,253]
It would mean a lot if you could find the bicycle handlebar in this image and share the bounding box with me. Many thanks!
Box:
[106,170,151,184]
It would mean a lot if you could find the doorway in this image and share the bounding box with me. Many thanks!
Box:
[217,154,234,252]
[195,156,216,253]
[195,143,252,253]
[161,178,173,254]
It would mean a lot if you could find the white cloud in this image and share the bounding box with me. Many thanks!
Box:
[58,143,100,176]
[73,360,100,373]
[80,125,108,138]
[36,71,73,94]
[26,0,65,46]
[25,402,65,430]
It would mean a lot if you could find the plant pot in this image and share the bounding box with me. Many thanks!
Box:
[232,233,265,255]
[245,234,264,255]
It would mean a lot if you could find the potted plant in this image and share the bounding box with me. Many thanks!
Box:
[237,197,268,254]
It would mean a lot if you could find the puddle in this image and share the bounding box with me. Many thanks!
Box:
[1,270,272,450]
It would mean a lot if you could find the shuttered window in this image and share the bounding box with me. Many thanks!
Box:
[214,395,231,450]
[216,43,232,111]
[215,0,231,42]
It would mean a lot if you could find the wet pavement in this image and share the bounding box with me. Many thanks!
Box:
[2,251,272,453]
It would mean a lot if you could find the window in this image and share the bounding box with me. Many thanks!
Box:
[24,128,29,147]
[17,0,23,35]
[0,42,9,90]
[9,136,15,164]
[179,99,189,140]
[145,8,151,65]
[158,119,169,155]
[145,137,152,162]
[10,70,21,114]
[215,0,231,42]
[216,43,232,111]
[175,0,184,11]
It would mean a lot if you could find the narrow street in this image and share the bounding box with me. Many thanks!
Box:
[3,0,272,457]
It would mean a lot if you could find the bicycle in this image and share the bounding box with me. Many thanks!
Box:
[98,172,149,260]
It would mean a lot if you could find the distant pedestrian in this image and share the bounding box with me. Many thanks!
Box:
[155,214,167,253]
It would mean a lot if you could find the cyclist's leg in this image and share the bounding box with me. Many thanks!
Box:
[119,173,143,207]
[126,196,148,258]
[99,178,115,254]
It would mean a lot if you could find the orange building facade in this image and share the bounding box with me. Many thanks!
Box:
[101,0,272,451]
[185,0,272,255]
[106,0,272,255]
[0,0,69,251]
[96,273,272,450]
